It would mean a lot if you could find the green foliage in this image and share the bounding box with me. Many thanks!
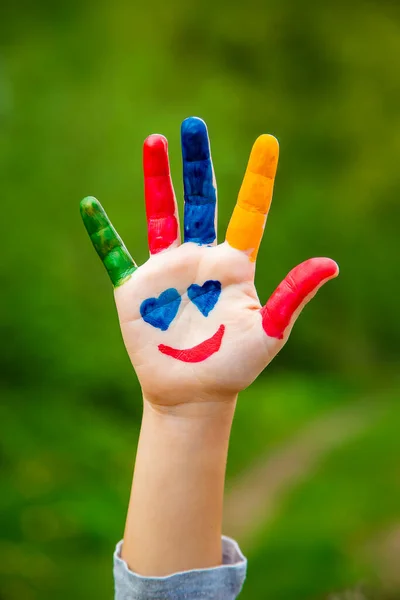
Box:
[241,394,400,600]
[1,1,399,598]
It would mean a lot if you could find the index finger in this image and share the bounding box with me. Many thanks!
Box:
[225,134,279,261]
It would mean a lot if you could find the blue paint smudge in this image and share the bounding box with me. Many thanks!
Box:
[187,280,221,317]
[181,117,216,244]
[184,203,216,245]
[140,288,181,331]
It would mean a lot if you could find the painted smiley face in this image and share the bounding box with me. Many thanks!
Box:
[140,280,225,362]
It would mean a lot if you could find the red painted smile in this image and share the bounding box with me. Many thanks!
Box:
[158,324,225,363]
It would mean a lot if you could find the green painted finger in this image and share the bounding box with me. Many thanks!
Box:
[80,196,137,287]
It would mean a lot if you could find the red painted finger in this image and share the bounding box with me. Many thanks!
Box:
[143,134,180,254]
[260,257,339,339]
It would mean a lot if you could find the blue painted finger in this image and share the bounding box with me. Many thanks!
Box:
[181,117,217,245]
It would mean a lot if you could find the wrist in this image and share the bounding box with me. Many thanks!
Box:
[142,393,237,431]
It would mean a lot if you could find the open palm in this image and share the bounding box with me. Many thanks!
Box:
[80,117,338,406]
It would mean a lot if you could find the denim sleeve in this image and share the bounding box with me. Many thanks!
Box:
[113,535,247,600]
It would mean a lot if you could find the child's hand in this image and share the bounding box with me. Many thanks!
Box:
[80,117,338,409]
[81,118,339,575]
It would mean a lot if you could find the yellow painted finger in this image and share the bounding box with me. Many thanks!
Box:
[226,134,279,261]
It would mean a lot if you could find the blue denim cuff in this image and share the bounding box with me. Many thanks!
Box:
[113,535,247,600]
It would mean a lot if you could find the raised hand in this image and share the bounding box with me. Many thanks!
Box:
[80,117,338,407]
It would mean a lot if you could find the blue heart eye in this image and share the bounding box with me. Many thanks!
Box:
[187,280,221,317]
[140,281,222,330]
[140,288,181,331]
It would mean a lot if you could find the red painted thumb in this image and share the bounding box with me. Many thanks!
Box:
[260,257,339,340]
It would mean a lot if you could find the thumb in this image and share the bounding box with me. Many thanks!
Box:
[260,257,339,340]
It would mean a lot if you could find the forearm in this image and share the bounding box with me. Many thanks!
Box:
[121,397,237,576]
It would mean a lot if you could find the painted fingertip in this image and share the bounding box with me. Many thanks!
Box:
[143,134,170,177]
[80,195,100,215]
[181,116,207,135]
[331,260,340,277]
[254,134,279,152]
[248,134,280,178]
[144,134,168,152]
[314,257,340,280]
[181,117,210,161]
[80,196,111,235]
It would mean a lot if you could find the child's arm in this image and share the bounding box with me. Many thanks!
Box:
[80,117,338,596]
[122,398,236,575]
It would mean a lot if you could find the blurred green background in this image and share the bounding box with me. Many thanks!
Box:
[1,1,399,598]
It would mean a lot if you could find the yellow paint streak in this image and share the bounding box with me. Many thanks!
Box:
[226,134,279,261]
[226,204,266,261]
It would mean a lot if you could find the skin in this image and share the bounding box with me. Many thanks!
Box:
[80,117,339,576]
